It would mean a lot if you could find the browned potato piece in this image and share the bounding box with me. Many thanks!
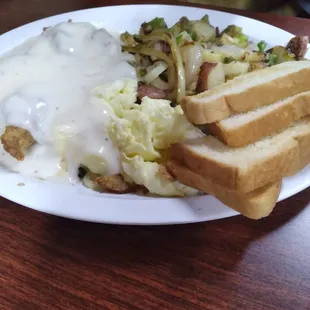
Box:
[1,126,36,161]
[286,36,309,60]
[95,174,133,194]
[223,61,249,80]
[196,62,216,93]
[249,62,268,72]
[84,171,147,194]
[196,62,225,93]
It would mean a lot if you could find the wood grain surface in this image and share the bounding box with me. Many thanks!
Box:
[0,1,310,309]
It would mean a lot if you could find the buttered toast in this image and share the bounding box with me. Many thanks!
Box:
[165,161,281,220]
[170,117,310,193]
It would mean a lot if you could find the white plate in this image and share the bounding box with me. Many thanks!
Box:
[0,5,309,225]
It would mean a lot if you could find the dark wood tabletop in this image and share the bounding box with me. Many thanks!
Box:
[1,1,310,309]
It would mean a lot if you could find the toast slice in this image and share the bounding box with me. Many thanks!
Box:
[182,61,310,124]
[207,90,310,147]
[165,161,281,219]
[170,117,310,193]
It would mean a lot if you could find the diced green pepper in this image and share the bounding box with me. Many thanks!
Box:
[176,33,183,45]
[189,31,198,41]
[268,53,277,66]
[257,40,268,53]
[219,25,248,48]
[149,17,167,30]
[236,33,248,47]
[223,56,235,64]
[201,14,210,23]
[176,31,193,45]
[222,25,243,37]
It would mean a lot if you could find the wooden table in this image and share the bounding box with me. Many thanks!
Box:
[1,1,310,309]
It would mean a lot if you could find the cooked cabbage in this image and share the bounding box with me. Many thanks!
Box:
[94,78,202,196]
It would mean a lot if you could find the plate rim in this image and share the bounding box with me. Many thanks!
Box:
[0,4,309,225]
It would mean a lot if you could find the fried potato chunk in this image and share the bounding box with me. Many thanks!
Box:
[84,170,149,195]
[95,174,133,194]
[1,126,36,161]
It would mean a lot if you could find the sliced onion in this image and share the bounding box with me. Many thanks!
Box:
[169,35,186,103]
[128,30,186,103]
[180,43,203,88]
[141,31,186,102]
[144,61,168,84]
[122,44,176,90]
[154,42,162,51]
[151,77,170,90]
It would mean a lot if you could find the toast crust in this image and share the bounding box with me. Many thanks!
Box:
[182,63,310,124]
[286,128,310,175]
[207,91,310,147]
[165,161,281,219]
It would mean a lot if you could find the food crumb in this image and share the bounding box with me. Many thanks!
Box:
[17,183,25,186]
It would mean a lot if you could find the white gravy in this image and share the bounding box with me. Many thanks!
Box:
[0,22,136,181]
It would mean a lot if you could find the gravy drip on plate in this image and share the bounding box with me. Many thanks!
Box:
[0,22,136,181]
